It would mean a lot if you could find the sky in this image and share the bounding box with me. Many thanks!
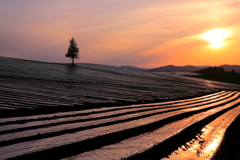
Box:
[0,0,240,68]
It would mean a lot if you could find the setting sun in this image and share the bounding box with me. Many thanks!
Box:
[201,29,230,48]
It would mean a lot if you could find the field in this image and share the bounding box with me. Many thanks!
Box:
[0,56,240,160]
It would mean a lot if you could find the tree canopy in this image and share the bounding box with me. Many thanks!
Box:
[65,38,79,65]
[196,66,225,74]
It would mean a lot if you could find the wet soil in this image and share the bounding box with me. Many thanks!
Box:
[0,91,215,118]
[214,115,240,160]
[6,100,239,160]
[127,103,240,160]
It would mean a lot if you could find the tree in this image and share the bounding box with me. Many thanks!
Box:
[196,66,225,74]
[65,38,79,65]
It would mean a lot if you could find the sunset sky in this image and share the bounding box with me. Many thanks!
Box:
[0,0,240,68]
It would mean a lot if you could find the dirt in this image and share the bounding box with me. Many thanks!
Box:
[214,115,240,160]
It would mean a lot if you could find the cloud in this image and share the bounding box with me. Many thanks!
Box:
[0,0,240,67]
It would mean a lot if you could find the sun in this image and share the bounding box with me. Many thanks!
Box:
[201,29,230,48]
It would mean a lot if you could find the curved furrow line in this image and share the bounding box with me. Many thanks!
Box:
[0,84,89,101]
[0,79,142,102]
[0,92,237,146]
[1,81,130,104]
[0,88,130,105]
[213,114,240,160]
[0,91,235,134]
[0,90,227,119]
[0,58,229,93]
[0,82,199,108]
[127,102,240,160]
[0,96,72,108]
[0,86,80,107]
[0,90,75,105]
[0,66,235,102]
[1,61,183,87]
[0,62,150,84]
[1,59,202,87]
[1,57,240,90]
[0,91,228,125]
[0,93,239,160]
[0,70,224,95]
[0,96,70,107]
[0,57,227,91]
[0,83,134,104]
[0,78,229,112]
[161,105,240,160]
[64,100,240,160]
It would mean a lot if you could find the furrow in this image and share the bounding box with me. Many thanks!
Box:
[64,99,240,160]
[161,105,240,160]
[0,91,235,135]
[0,91,237,146]
[213,114,240,160]
[0,91,227,125]
[0,93,238,160]
[0,91,232,132]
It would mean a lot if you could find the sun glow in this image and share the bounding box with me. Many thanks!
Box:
[201,29,230,48]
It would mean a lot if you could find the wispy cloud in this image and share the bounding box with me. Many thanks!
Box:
[0,0,239,67]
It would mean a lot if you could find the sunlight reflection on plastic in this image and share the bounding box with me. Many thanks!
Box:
[206,81,213,89]
[162,103,240,160]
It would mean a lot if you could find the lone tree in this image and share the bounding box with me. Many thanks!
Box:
[65,37,79,65]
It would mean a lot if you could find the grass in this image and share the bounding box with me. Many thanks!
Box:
[186,72,240,85]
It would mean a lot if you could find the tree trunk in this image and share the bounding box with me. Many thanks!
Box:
[72,58,74,66]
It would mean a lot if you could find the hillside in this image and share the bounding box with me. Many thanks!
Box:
[0,56,240,116]
[147,65,199,72]
[120,65,147,71]
[1,57,240,160]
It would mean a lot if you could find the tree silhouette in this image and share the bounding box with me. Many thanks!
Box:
[196,66,225,74]
[65,38,79,65]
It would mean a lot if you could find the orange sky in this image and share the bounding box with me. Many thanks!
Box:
[0,0,240,68]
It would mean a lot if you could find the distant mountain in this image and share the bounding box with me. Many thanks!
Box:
[120,65,148,71]
[147,65,200,72]
[219,65,240,73]
[121,65,240,73]
[197,65,212,69]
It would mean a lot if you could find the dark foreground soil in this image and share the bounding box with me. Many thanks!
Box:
[214,115,240,160]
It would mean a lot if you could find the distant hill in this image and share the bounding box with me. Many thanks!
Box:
[147,65,200,72]
[190,66,240,85]
[219,65,240,73]
[120,65,148,71]
[121,65,240,73]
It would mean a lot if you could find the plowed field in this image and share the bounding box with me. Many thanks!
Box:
[0,57,240,160]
